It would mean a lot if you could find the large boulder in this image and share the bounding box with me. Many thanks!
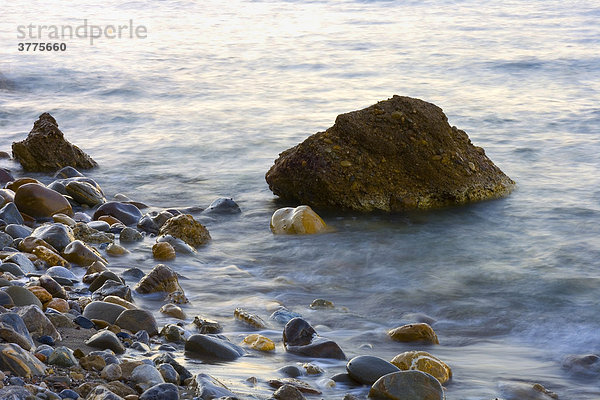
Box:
[12,113,97,172]
[266,95,514,211]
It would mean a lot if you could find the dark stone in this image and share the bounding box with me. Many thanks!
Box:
[11,113,97,172]
[89,271,123,292]
[65,180,105,207]
[346,355,401,385]
[46,266,78,285]
[48,346,77,367]
[278,365,303,378]
[0,312,34,350]
[153,353,192,382]
[14,183,73,218]
[114,309,158,336]
[82,301,127,324]
[0,291,14,308]
[38,335,55,346]
[0,232,13,249]
[122,267,145,281]
[119,227,143,242]
[31,223,74,252]
[93,201,143,226]
[0,168,14,185]
[39,275,68,299]
[283,317,316,347]
[562,354,600,376]
[369,370,444,400]
[0,203,24,225]
[192,316,222,334]
[92,280,132,302]
[0,386,35,399]
[85,330,126,354]
[88,220,111,231]
[194,373,235,399]
[286,338,346,360]
[273,384,306,400]
[331,373,359,385]
[53,166,84,179]
[59,388,81,399]
[139,383,179,400]
[5,224,31,239]
[268,378,321,394]
[4,253,36,274]
[185,334,245,361]
[135,330,150,345]
[0,262,25,277]
[266,95,514,211]
[203,197,241,214]
[0,342,46,377]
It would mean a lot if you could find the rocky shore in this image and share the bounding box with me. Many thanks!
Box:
[0,111,569,400]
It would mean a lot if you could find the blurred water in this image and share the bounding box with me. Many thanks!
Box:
[1,0,600,398]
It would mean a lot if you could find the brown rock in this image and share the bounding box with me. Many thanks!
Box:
[98,215,122,225]
[62,240,106,266]
[0,189,15,208]
[39,275,68,299]
[159,303,186,319]
[14,183,73,218]
[18,237,58,254]
[11,112,97,172]
[388,323,439,344]
[45,298,69,313]
[79,354,106,371]
[32,246,69,267]
[152,242,176,261]
[158,214,211,248]
[266,95,514,211]
[391,351,452,384]
[6,178,40,193]
[27,286,52,304]
[134,264,184,295]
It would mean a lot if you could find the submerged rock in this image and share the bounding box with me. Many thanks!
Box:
[270,205,328,235]
[266,95,514,211]
[11,113,97,172]
[134,264,184,295]
[152,242,176,261]
[234,307,267,329]
[194,373,235,399]
[498,381,559,400]
[242,334,275,352]
[369,370,444,400]
[204,197,241,214]
[391,351,452,384]
[388,323,439,344]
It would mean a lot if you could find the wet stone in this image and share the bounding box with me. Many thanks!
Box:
[14,183,73,218]
[119,227,143,242]
[0,262,25,277]
[15,304,61,342]
[369,370,444,400]
[286,338,346,360]
[5,223,32,239]
[185,334,246,361]
[89,270,123,292]
[562,354,600,376]
[94,201,143,226]
[0,202,24,225]
[194,373,235,399]
[158,214,211,248]
[0,232,13,248]
[203,197,241,214]
[152,242,176,261]
[391,351,452,384]
[39,274,67,299]
[0,291,14,308]
[114,309,158,336]
[156,235,196,254]
[283,317,317,347]
[53,166,84,179]
[63,240,106,266]
[139,383,179,400]
[234,308,267,329]
[46,265,78,285]
[0,312,35,350]
[388,323,439,344]
[93,280,133,302]
[157,363,179,385]
[86,330,126,354]
[268,378,322,395]
[89,220,111,231]
[65,180,106,207]
[159,303,186,319]
[270,308,303,324]
[72,222,114,244]
[346,355,401,385]
[278,365,303,378]
[193,316,222,334]
[83,301,127,324]
[153,353,192,382]
[4,253,36,274]
[134,264,184,295]
[4,285,43,309]
[131,364,165,392]
[31,223,74,252]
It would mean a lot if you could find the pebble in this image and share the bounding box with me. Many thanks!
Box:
[0,232,13,248]
[39,274,68,299]
[89,220,111,231]
[106,242,129,256]
[101,363,122,381]
[270,205,327,234]
[270,307,303,324]
[152,242,176,261]
[0,262,25,277]
[134,264,184,295]
[185,334,246,361]
[53,166,84,179]
[93,201,143,226]
[268,378,322,394]
[28,285,53,303]
[89,270,123,292]
[242,334,275,352]
[85,330,126,354]
[346,355,401,385]
[65,180,106,207]
[79,354,106,371]
[139,383,179,400]
[114,309,159,336]
[5,252,36,274]
[194,373,235,399]
[391,350,452,384]
[0,312,35,350]
[234,307,267,329]
[5,223,32,239]
[283,317,317,346]
[131,364,165,392]
[159,303,186,319]
[0,291,14,308]
[153,353,192,382]
[278,365,303,378]
[63,240,106,266]
[157,363,179,385]
[155,235,196,254]
[388,323,439,344]
[310,298,334,309]
[158,214,211,248]
[0,202,25,225]
[31,223,74,251]
[52,213,76,226]
[273,384,306,400]
[369,370,444,400]
[119,227,143,242]
[16,304,61,342]
[59,389,80,399]
[48,346,78,367]
[562,354,600,376]
[46,266,78,285]
[203,197,241,214]
[83,301,127,324]
[5,285,43,308]
[192,316,222,334]
[0,343,47,377]
[74,315,95,329]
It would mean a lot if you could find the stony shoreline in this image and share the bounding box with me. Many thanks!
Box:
[0,112,565,400]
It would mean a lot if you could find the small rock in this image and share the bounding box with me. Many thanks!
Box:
[131,364,165,392]
[93,202,143,226]
[203,197,241,214]
[152,242,176,261]
[16,304,61,342]
[159,303,186,319]
[106,243,129,256]
[114,309,158,336]
[0,262,25,277]
[4,285,43,308]
[101,363,122,381]
[158,214,210,248]
[155,235,196,254]
[74,315,95,329]
[234,307,267,329]
[27,285,52,304]
[391,351,452,384]
[119,227,143,242]
[48,346,78,367]
[0,202,23,225]
[83,301,127,324]
[157,363,179,385]
[139,383,179,400]
[72,222,114,244]
[14,184,73,218]
[5,223,31,239]
[185,334,245,361]
[268,378,321,394]
[85,330,126,354]
[62,240,106,266]
[242,334,275,352]
[103,295,137,310]
[31,223,74,251]
[346,355,400,385]
[273,384,306,400]
[283,317,316,347]
[32,245,69,267]
[153,353,192,382]
[369,370,444,400]
[270,308,302,324]
[270,205,327,234]
[310,299,334,309]
[302,363,324,375]
[39,275,68,299]
[46,266,78,285]
[0,312,35,350]
[498,381,559,400]
[79,354,106,371]
[53,166,84,179]
[134,264,184,295]
[192,316,222,334]
[89,270,123,292]
[194,373,235,399]
[0,343,46,377]
[286,337,346,360]
[562,354,600,376]
[278,365,303,378]
[65,180,105,207]
[388,323,439,344]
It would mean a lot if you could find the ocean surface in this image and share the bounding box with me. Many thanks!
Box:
[1,0,600,398]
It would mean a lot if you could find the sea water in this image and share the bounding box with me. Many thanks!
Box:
[1,0,599,398]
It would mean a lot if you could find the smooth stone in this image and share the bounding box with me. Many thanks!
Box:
[5,253,36,274]
[273,384,306,400]
[331,373,359,385]
[369,370,444,400]
[83,301,127,324]
[157,363,179,385]
[89,350,120,366]
[62,240,106,266]
[59,389,81,399]
[101,363,122,381]
[48,346,77,367]
[159,303,186,319]
[346,355,401,385]
[0,312,35,350]
[27,285,52,304]
[89,220,111,231]
[562,354,600,376]
[161,324,187,342]
[203,197,241,214]
[278,365,303,378]
[0,386,37,399]
[270,308,303,324]
[46,298,69,313]
[65,180,105,207]
[31,223,74,251]
[46,266,78,284]
[114,309,158,336]
[52,213,76,226]
[12,113,97,172]
[155,235,196,254]
[72,222,114,244]
[73,212,92,223]
[0,188,15,207]
[158,214,211,248]
[0,343,46,377]
[0,262,25,277]
[86,330,126,354]
[46,180,67,195]
[5,224,32,239]
[119,227,143,242]
[388,323,439,344]
[4,285,43,309]
[498,381,559,400]
[86,386,124,400]
[185,334,246,361]
[39,275,68,299]
[0,168,14,184]
[131,364,165,392]
[391,351,452,384]
[139,383,179,400]
[121,268,145,282]
[93,202,143,226]
[6,178,41,192]
[0,291,14,308]
[17,236,56,253]
[153,353,192,382]
[242,334,275,352]
[268,378,321,394]
[53,166,84,179]
[74,315,95,329]
[79,354,107,371]
[93,281,133,302]
[0,202,24,225]
[0,232,14,248]
[38,335,54,345]
[286,338,346,360]
[194,373,235,399]
[32,245,69,267]
[192,316,222,334]
[104,295,137,310]
[89,271,123,292]
[152,242,176,261]
[106,242,129,256]
[134,264,184,295]
[270,205,327,234]
[15,304,61,342]
[283,317,317,347]
[14,183,73,218]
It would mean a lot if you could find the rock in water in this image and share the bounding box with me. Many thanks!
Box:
[12,113,97,172]
[391,351,452,384]
[158,214,211,248]
[265,95,514,211]
[14,183,74,218]
[369,370,444,400]
[270,205,327,235]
